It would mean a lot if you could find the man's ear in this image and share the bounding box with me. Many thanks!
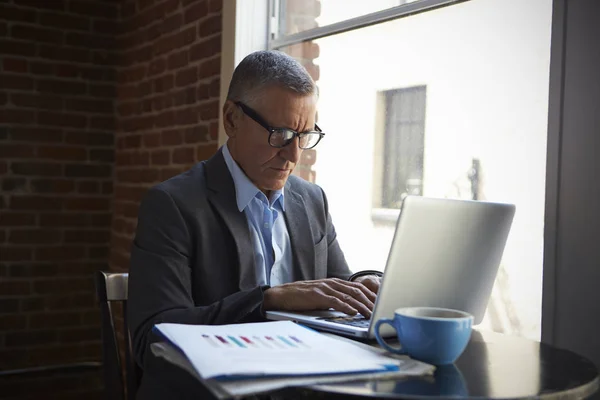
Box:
[223,100,239,138]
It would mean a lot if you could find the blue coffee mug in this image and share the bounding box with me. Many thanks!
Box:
[374,307,473,365]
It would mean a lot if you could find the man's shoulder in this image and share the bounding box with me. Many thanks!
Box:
[287,174,322,197]
[149,161,209,201]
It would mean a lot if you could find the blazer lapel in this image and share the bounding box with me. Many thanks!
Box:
[284,184,315,281]
[205,149,255,289]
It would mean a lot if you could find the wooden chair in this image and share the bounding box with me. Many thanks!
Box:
[95,271,141,400]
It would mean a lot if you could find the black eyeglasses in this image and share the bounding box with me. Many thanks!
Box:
[235,101,325,149]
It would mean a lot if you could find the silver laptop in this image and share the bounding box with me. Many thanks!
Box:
[266,196,516,339]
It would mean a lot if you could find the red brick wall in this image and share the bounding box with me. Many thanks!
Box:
[110,0,222,273]
[0,0,117,376]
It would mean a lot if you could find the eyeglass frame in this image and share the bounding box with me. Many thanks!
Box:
[234,101,325,149]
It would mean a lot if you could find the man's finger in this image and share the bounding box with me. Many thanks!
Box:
[319,283,372,318]
[328,280,375,311]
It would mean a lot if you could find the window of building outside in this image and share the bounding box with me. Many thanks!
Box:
[270,0,552,341]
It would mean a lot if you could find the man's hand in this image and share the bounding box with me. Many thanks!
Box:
[263,278,377,318]
[353,275,381,295]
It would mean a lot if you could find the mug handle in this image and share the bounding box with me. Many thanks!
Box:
[374,318,407,355]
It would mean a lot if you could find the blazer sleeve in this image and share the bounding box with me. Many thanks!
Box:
[127,187,267,368]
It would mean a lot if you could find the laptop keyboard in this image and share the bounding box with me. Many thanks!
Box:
[318,315,371,328]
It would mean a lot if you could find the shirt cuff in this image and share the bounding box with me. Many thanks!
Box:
[347,270,383,282]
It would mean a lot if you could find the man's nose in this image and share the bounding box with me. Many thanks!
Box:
[279,137,302,163]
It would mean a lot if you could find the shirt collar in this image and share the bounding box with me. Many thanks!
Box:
[221,143,285,212]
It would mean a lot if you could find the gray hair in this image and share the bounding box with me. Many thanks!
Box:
[226,50,317,105]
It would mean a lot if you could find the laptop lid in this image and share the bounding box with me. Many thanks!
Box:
[267,196,515,338]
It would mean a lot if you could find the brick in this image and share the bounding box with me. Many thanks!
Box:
[92,50,118,66]
[39,214,88,228]
[161,129,183,146]
[116,168,159,184]
[0,74,34,90]
[11,162,63,177]
[175,106,197,125]
[9,195,63,211]
[208,0,222,13]
[0,92,6,105]
[11,93,64,111]
[29,311,83,328]
[175,66,198,87]
[162,12,183,35]
[184,1,208,24]
[66,32,114,49]
[198,56,220,79]
[64,164,111,178]
[10,127,63,143]
[160,167,184,181]
[90,213,111,227]
[37,112,87,129]
[0,213,36,227]
[153,74,174,93]
[148,57,167,77]
[40,12,90,31]
[32,278,92,296]
[31,179,76,194]
[0,144,35,158]
[168,49,189,70]
[37,79,87,96]
[89,149,114,163]
[92,19,119,35]
[197,144,217,161]
[3,58,28,73]
[89,116,115,130]
[69,0,118,18]
[64,131,113,146]
[5,330,58,347]
[199,14,222,37]
[155,110,174,128]
[89,83,116,98]
[172,147,195,164]
[64,230,110,244]
[184,125,208,143]
[75,181,99,194]
[143,133,161,148]
[88,246,109,259]
[81,66,116,82]
[198,99,219,120]
[35,246,86,261]
[0,246,33,262]
[136,80,153,97]
[37,146,87,161]
[16,0,66,10]
[0,298,20,313]
[151,150,170,165]
[2,178,28,192]
[11,24,64,44]
[10,263,60,278]
[39,44,90,63]
[102,181,113,194]
[189,35,220,61]
[56,63,80,78]
[64,197,110,211]
[64,98,114,114]
[9,230,62,245]
[174,86,197,106]
[0,4,37,23]
[0,109,35,125]
[117,135,141,149]
[213,115,224,146]
[0,280,30,296]
[0,40,36,57]
[30,61,56,76]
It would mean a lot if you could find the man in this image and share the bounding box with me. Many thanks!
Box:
[128,50,382,392]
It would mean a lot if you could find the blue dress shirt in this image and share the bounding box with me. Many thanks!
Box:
[222,144,294,288]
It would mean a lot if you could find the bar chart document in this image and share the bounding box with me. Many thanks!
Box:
[154,320,428,380]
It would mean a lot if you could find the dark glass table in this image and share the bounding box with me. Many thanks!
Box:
[148,330,599,399]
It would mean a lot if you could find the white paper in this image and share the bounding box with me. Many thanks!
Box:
[155,321,407,379]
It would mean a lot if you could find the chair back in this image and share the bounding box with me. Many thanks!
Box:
[95,271,140,400]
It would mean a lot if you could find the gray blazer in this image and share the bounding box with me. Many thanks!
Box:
[128,148,352,367]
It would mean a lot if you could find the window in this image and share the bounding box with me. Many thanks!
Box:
[379,86,426,210]
[229,0,552,341]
